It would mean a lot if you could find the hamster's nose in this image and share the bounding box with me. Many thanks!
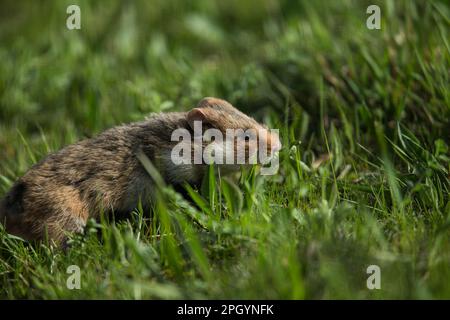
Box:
[271,134,282,153]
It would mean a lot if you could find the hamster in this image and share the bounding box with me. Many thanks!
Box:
[0,97,281,244]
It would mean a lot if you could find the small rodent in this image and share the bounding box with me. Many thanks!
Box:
[0,97,281,245]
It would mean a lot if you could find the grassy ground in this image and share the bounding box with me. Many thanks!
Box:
[0,0,449,299]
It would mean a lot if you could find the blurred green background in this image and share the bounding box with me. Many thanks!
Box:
[0,0,449,299]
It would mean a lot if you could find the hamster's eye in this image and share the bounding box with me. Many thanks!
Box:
[244,135,250,142]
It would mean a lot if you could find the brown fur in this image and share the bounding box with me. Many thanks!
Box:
[0,97,280,244]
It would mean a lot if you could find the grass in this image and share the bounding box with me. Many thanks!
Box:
[0,0,449,299]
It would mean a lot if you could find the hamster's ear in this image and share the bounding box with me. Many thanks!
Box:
[187,108,207,130]
[197,97,231,109]
[188,97,230,130]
